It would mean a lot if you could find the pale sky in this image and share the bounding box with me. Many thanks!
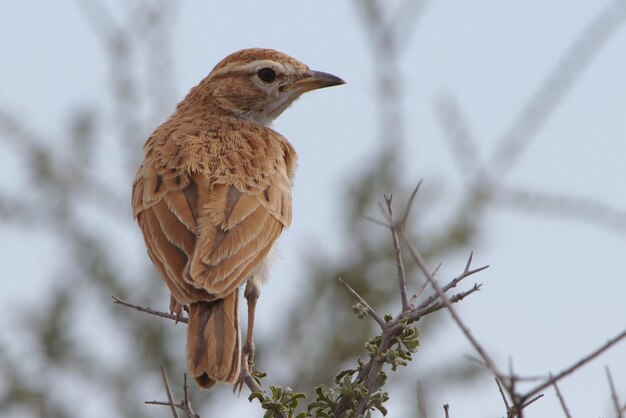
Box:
[1,1,625,417]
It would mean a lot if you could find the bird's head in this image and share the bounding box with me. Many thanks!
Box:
[194,48,345,125]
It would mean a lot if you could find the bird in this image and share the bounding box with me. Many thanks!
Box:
[131,48,344,390]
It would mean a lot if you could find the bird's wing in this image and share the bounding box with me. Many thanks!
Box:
[132,159,207,303]
[132,132,293,302]
[182,167,292,297]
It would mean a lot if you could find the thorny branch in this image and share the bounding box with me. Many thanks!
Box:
[332,185,485,417]
[399,228,506,385]
[112,296,188,324]
[146,367,199,418]
[395,184,626,417]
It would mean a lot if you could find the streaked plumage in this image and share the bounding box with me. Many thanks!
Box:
[131,48,344,388]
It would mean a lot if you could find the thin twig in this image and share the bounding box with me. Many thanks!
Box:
[550,373,572,418]
[443,403,450,418]
[384,194,409,310]
[521,394,544,410]
[493,185,626,235]
[145,368,200,418]
[363,215,390,228]
[181,373,199,418]
[337,276,386,329]
[160,365,179,418]
[522,328,626,400]
[409,284,482,320]
[413,253,487,313]
[410,263,439,305]
[606,366,624,418]
[400,229,506,385]
[112,296,187,324]
[399,181,423,228]
[495,378,511,412]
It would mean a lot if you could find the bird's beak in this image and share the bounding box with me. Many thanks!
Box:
[284,70,346,93]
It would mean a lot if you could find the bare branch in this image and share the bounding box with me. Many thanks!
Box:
[399,181,423,228]
[363,215,391,228]
[400,229,506,385]
[411,264,441,304]
[443,403,450,418]
[160,365,180,418]
[550,373,571,418]
[384,194,409,310]
[606,366,624,418]
[435,95,480,177]
[146,369,199,418]
[487,0,626,177]
[337,276,386,329]
[413,252,487,313]
[409,283,482,320]
[493,185,626,235]
[181,374,199,418]
[332,207,487,417]
[495,378,511,412]
[521,394,544,410]
[112,296,187,324]
[523,328,626,400]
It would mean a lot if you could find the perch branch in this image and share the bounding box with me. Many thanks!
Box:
[112,296,188,324]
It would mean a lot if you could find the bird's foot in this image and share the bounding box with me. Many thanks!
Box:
[233,342,255,396]
[169,296,185,324]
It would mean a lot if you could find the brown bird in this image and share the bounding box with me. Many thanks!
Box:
[131,48,344,389]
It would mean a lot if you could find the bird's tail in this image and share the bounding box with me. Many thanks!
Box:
[187,293,241,389]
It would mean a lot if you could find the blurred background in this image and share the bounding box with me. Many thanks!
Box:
[1,1,625,417]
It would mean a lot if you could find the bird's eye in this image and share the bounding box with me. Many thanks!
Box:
[257,68,277,83]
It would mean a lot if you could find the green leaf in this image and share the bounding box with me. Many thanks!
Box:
[249,391,267,403]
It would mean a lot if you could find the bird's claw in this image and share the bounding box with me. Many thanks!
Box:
[233,343,256,396]
[169,296,185,324]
